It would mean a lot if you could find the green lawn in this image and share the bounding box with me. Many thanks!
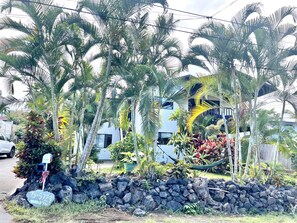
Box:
[5,200,296,223]
[191,170,232,181]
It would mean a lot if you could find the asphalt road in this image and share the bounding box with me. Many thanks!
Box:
[0,156,25,223]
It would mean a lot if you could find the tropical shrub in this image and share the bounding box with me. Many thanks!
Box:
[108,132,145,168]
[167,160,190,178]
[183,203,211,215]
[192,134,234,173]
[13,111,63,178]
[169,133,234,173]
[168,132,196,163]
[134,157,169,180]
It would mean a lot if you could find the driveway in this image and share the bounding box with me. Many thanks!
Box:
[0,156,25,223]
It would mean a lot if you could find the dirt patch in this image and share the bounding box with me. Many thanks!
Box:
[74,209,138,223]
[72,208,219,223]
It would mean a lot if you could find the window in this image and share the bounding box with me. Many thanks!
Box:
[95,134,112,148]
[0,134,4,140]
[157,132,173,145]
[162,101,174,110]
[156,97,174,110]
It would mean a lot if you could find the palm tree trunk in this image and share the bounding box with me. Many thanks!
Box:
[244,90,258,178]
[76,45,112,173]
[27,81,37,111]
[255,129,262,179]
[152,105,161,162]
[273,97,286,172]
[131,99,140,164]
[218,80,234,181]
[69,93,76,167]
[49,73,60,142]
[232,67,241,175]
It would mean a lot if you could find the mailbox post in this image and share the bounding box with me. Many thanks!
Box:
[41,153,53,191]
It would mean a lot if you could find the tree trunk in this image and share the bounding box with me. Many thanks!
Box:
[49,73,60,142]
[273,96,286,172]
[131,99,140,164]
[255,128,262,179]
[218,80,234,181]
[152,104,161,162]
[232,67,241,175]
[244,90,258,178]
[69,93,76,167]
[76,45,112,173]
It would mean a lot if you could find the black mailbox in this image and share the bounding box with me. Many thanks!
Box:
[36,163,45,172]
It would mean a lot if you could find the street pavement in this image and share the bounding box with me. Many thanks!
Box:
[0,156,25,223]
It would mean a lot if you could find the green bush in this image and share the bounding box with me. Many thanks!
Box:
[167,160,190,179]
[134,157,169,180]
[108,132,145,168]
[13,111,63,178]
[183,203,210,215]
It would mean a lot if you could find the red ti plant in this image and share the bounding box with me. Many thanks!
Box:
[190,134,235,173]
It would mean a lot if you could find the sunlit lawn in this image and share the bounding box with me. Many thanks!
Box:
[5,200,296,223]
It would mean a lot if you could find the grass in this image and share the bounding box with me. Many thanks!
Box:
[6,199,296,223]
[191,170,232,181]
[4,199,106,223]
[92,164,232,181]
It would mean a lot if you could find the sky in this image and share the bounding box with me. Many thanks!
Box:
[0,0,297,115]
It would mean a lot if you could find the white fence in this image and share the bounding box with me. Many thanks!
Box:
[260,144,292,169]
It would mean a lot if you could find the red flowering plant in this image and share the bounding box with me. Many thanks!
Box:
[190,134,235,173]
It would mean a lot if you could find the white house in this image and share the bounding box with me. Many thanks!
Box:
[96,100,182,161]
[95,74,293,163]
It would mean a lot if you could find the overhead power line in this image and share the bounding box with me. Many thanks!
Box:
[0,0,296,73]
[8,0,296,49]
[212,0,240,17]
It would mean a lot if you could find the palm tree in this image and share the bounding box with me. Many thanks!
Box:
[184,3,263,179]
[0,0,76,141]
[117,12,183,162]
[242,6,297,177]
[75,0,169,173]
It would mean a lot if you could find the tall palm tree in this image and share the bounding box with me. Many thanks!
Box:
[75,0,169,173]
[184,3,263,179]
[0,0,75,141]
[242,6,297,177]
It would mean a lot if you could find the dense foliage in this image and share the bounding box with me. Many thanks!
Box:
[1,0,297,180]
[108,133,145,168]
[13,111,63,178]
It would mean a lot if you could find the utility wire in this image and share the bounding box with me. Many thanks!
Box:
[1,0,297,73]
[6,0,296,50]
[152,3,297,31]
[4,0,297,46]
[212,0,239,17]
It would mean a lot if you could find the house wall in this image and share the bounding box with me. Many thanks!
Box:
[96,122,120,160]
[96,101,184,161]
[134,101,182,162]
[155,102,179,163]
